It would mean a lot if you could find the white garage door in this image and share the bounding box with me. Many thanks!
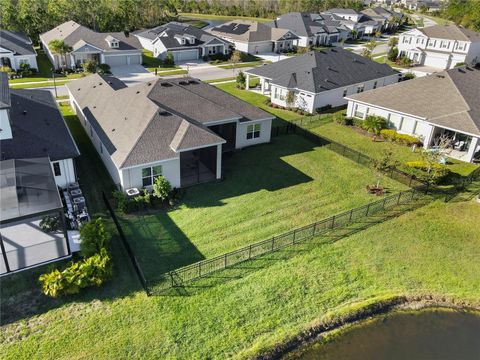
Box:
[424,55,449,69]
[173,50,199,62]
[127,54,142,65]
[104,55,127,67]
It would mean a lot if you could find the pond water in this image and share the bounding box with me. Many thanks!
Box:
[292,310,480,360]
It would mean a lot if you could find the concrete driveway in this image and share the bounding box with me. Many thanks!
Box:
[256,53,289,62]
[176,62,251,81]
[110,65,156,86]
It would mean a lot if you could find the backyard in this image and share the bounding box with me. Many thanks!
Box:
[1,102,480,359]
[119,134,408,276]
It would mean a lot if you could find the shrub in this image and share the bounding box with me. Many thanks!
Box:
[39,248,112,298]
[97,63,111,74]
[40,215,61,232]
[387,47,399,62]
[82,59,97,73]
[152,176,172,201]
[402,72,415,80]
[362,115,387,134]
[80,218,110,258]
[404,161,451,184]
[164,52,175,67]
[396,133,421,146]
[18,63,33,77]
[236,71,246,89]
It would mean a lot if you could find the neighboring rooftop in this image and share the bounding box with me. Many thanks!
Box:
[209,20,298,42]
[268,12,329,37]
[0,157,63,223]
[0,29,36,56]
[418,24,480,42]
[135,22,227,49]
[0,73,80,161]
[0,72,10,109]
[346,67,480,136]
[40,20,141,51]
[246,48,399,93]
[67,75,273,168]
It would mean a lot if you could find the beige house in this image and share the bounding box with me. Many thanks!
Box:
[346,66,480,163]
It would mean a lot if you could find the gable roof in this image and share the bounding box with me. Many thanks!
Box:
[0,30,36,56]
[268,13,327,38]
[418,24,480,42]
[0,74,80,161]
[209,20,298,42]
[135,22,228,49]
[246,49,399,93]
[328,8,360,15]
[67,75,272,169]
[346,67,480,136]
[40,20,141,52]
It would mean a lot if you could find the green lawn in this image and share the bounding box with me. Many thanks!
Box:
[312,122,479,177]
[2,192,479,358]
[119,134,408,276]
[178,12,272,22]
[204,76,236,83]
[217,60,266,69]
[157,69,188,76]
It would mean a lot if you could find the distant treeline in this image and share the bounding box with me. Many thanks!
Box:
[0,0,363,41]
[438,0,480,32]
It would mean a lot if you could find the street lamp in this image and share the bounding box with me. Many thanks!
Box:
[51,67,58,98]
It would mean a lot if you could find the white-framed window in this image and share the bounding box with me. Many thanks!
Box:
[19,59,29,65]
[53,162,61,176]
[142,165,162,187]
[353,104,364,118]
[373,81,377,89]
[356,85,364,93]
[246,124,261,139]
[343,88,347,97]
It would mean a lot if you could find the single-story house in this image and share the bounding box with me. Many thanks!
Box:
[245,49,400,114]
[268,12,341,48]
[0,30,38,71]
[361,7,404,31]
[346,66,480,163]
[134,22,230,62]
[39,20,143,69]
[66,75,274,190]
[398,25,480,70]
[0,72,80,187]
[208,20,299,54]
[0,157,71,275]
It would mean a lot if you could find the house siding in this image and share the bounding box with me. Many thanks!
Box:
[120,158,181,190]
[235,118,272,148]
[51,158,76,187]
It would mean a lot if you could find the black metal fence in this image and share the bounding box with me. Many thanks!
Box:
[102,192,151,295]
[271,122,428,189]
[148,188,423,294]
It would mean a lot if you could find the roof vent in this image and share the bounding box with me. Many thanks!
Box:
[161,82,172,87]
[458,68,466,73]
[436,74,445,78]
[22,110,27,115]
[99,82,103,85]
[78,88,81,91]
[93,106,96,109]
[136,91,140,94]
[179,81,189,85]
[159,110,172,116]
[112,128,115,132]
[147,82,152,86]
[93,85,96,88]
[188,80,198,84]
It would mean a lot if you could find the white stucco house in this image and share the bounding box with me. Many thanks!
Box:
[39,20,143,69]
[207,20,299,54]
[245,49,400,114]
[134,22,230,62]
[0,30,38,71]
[66,74,274,190]
[346,66,480,163]
[398,25,480,69]
[0,73,79,187]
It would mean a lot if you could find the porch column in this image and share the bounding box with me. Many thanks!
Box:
[261,78,265,94]
[466,136,479,163]
[100,53,105,64]
[246,74,250,90]
[216,144,222,180]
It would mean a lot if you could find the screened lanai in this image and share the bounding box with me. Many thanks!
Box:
[0,158,70,275]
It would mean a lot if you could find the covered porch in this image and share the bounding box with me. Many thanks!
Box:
[180,144,222,187]
[71,52,101,68]
[429,127,480,163]
[245,73,271,95]
[202,44,227,57]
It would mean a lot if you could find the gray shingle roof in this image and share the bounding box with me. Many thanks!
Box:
[67,74,271,168]
[0,72,10,109]
[246,49,399,93]
[209,20,297,42]
[346,67,480,136]
[135,22,228,50]
[40,20,141,52]
[0,83,80,161]
[0,30,36,56]
[268,13,328,37]
[419,24,480,42]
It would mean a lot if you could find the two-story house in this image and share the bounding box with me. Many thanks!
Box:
[398,25,480,69]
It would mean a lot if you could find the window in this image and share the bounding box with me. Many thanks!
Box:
[19,59,29,65]
[373,81,377,89]
[142,165,162,187]
[343,88,347,97]
[53,162,61,176]
[356,85,364,93]
[246,124,261,139]
[353,104,364,118]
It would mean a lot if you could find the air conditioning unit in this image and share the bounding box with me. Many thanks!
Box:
[126,187,140,197]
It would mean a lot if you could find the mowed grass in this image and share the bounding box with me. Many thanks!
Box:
[2,196,479,359]
[312,122,479,177]
[119,134,408,275]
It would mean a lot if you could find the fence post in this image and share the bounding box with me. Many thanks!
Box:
[366,203,371,216]
[396,192,402,205]
[293,230,297,244]
[331,215,336,228]
[382,197,387,209]
[349,209,354,222]
[170,273,175,288]
[224,253,227,268]
[199,262,202,277]
[357,152,361,163]
[409,176,413,187]
[249,244,252,259]
[272,236,275,250]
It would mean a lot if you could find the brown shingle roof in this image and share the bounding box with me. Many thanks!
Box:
[419,24,480,42]
[346,67,480,135]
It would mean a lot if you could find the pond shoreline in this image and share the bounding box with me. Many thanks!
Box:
[256,295,480,360]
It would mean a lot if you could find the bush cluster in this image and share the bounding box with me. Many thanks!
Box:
[315,104,332,113]
[264,100,311,115]
[361,115,388,134]
[39,248,112,298]
[404,161,451,184]
[380,129,422,146]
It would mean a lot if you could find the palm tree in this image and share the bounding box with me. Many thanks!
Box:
[48,39,73,71]
[350,29,358,40]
